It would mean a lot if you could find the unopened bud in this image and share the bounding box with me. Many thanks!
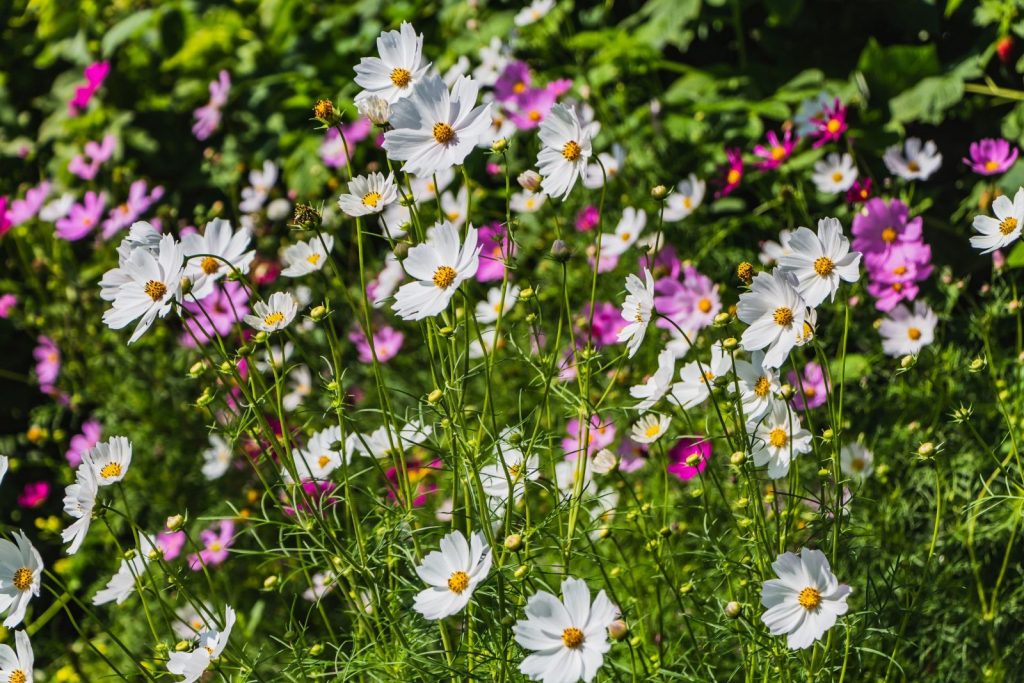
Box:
[730,451,745,465]
[917,442,935,458]
[514,565,529,580]
[550,239,571,263]
[725,601,742,618]
[310,305,327,322]
[180,277,193,295]
[427,389,443,404]
[175,640,191,652]
[263,575,279,589]
[393,242,410,260]
[519,287,534,301]
[188,361,205,378]
[518,170,542,191]
[737,261,754,284]
[722,337,738,350]
[822,428,834,441]
[492,138,509,153]
[166,514,185,531]
[900,355,916,369]
[504,534,523,551]
[713,312,732,326]
[608,619,629,640]
[309,643,323,656]
[969,357,986,372]
[650,184,668,200]
[313,99,341,126]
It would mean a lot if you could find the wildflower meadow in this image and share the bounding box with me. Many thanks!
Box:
[4,0,1024,680]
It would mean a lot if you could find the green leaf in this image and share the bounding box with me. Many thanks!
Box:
[101,9,156,57]
[889,74,965,124]
[829,353,871,384]
[856,38,940,104]
[1006,241,1024,269]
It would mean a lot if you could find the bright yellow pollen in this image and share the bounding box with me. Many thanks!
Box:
[317,455,331,469]
[826,118,841,134]
[798,586,822,610]
[144,280,167,302]
[813,256,835,277]
[881,227,897,243]
[771,146,786,160]
[9,670,26,683]
[999,217,1018,235]
[209,542,222,552]
[433,266,457,289]
[754,376,770,398]
[528,110,542,122]
[306,253,322,266]
[644,424,662,438]
[390,67,412,88]
[683,197,693,209]
[805,386,816,397]
[893,265,907,276]
[562,627,585,649]
[907,327,922,341]
[831,171,844,183]
[508,463,522,478]
[892,282,903,292]
[768,427,788,448]
[433,122,456,144]
[12,567,32,592]
[263,311,285,326]
[447,570,470,594]
[985,160,1001,172]
[620,232,632,242]
[200,257,220,275]
[726,169,741,185]
[362,191,383,208]
[773,307,794,327]
[100,462,122,480]
[698,298,712,313]
[562,140,582,161]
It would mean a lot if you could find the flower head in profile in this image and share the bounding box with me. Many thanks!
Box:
[182,219,254,299]
[884,138,942,180]
[62,464,98,555]
[354,22,431,104]
[167,607,236,683]
[754,129,796,170]
[0,630,33,683]
[617,269,655,358]
[338,172,399,217]
[244,291,299,333]
[630,348,675,413]
[777,217,861,307]
[761,548,851,649]
[662,174,705,221]
[717,148,744,197]
[84,436,133,486]
[480,446,539,505]
[0,531,43,627]
[737,269,808,369]
[537,104,593,200]
[811,153,858,194]
[667,437,712,481]
[879,300,936,357]
[393,221,480,320]
[281,235,334,278]
[193,70,231,140]
[513,576,618,683]
[413,530,492,620]
[8,181,50,227]
[963,138,1018,176]
[751,401,812,479]
[810,98,847,147]
[101,233,184,344]
[970,186,1024,253]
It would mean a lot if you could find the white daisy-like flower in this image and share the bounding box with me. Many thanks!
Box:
[537,104,593,200]
[201,434,233,480]
[0,455,7,488]
[617,268,655,359]
[879,300,937,357]
[182,218,254,300]
[513,576,619,683]
[393,221,481,320]
[630,348,675,413]
[751,401,812,479]
[382,74,492,177]
[281,235,334,278]
[603,207,646,256]
[84,436,133,486]
[662,174,706,222]
[970,186,1024,253]
[283,365,313,412]
[469,327,505,359]
[378,202,411,240]
[413,530,492,620]
[0,630,33,683]
[338,172,398,217]
[303,571,336,602]
[0,531,43,627]
[354,22,431,104]
[515,0,555,26]
[244,291,299,333]
[410,168,456,204]
[759,228,794,266]
[760,548,851,650]
[631,414,671,444]
[670,341,731,409]
[167,607,236,683]
[479,447,540,504]
[811,153,858,194]
[582,144,625,189]
[883,138,942,181]
[475,285,520,324]
[737,269,808,370]
[62,464,98,555]
[93,552,147,605]
[284,425,349,483]
[101,233,184,344]
[734,350,781,426]
[840,442,874,481]
[352,421,431,460]
[777,217,862,308]
[173,602,214,639]
[665,325,696,359]
[440,186,469,228]
[554,459,597,499]
[473,36,508,87]
[511,190,547,214]
[239,160,277,213]
[39,193,75,222]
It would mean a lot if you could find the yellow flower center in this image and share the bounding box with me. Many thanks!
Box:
[754,376,770,398]
[851,457,865,472]
[264,311,285,326]
[813,256,835,277]
[508,463,522,478]
[561,626,585,649]
[645,423,662,438]
[726,169,741,185]
[317,455,331,469]
[798,586,822,610]
[698,298,712,313]
[892,282,903,292]
[773,307,794,327]
[432,122,456,145]
[100,462,122,480]
[144,280,167,302]
[907,327,921,341]
[999,217,1018,235]
[528,110,542,122]
[768,427,788,448]
[363,191,382,208]
[390,67,412,88]
[433,266,457,289]
[9,670,26,683]
[826,118,841,134]
[985,160,1001,172]
[907,161,920,172]
[771,146,786,160]
[447,570,470,594]
[12,567,33,592]
[893,265,907,275]
[805,386,816,397]
[209,542,222,552]
[513,82,526,94]
[562,140,582,161]
[831,171,844,183]
[307,253,322,266]
[201,256,220,274]
[683,197,693,209]
[881,227,897,243]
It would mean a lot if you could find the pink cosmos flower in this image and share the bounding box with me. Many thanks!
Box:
[717,147,743,197]
[55,191,106,241]
[851,198,922,256]
[156,531,186,561]
[33,336,60,394]
[562,415,616,459]
[0,197,9,237]
[788,362,829,411]
[192,70,231,141]
[17,482,50,509]
[0,294,15,318]
[507,87,558,130]
[580,302,628,347]
[575,205,599,232]
[963,138,1019,176]
[250,257,281,286]
[8,182,50,226]
[587,242,620,274]
[845,178,872,205]
[810,98,847,148]
[617,437,649,473]
[350,325,404,363]
[188,520,235,570]
[654,265,720,333]
[753,129,796,170]
[101,180,164,238]
[477,223,516,282]
[68,135,116,180]
[494,61,532,103]
[68,61,110,116]
[385,458,441,508]
[644,244,681,281]
[864,244,933,312]
[667,437,712,481]
[320,118,373,168]
[66,419,102,468]
[180,281,250,347]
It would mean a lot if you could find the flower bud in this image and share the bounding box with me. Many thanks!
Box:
[253,331,269,345]
[917,442,936,458]
[713,312,732,326]
[685,452,703,468]
[309,643,323,656]
[550,239,571,263]
[310,305,327,322]
[969,357,986,373]
[393,242,410,260]
[730,451,745,465]
[514,565,529,580]
[180,276,193,296]
[519,287,534,301]
[313,99,341,126]
[725,601,742,619]
[427,389,443,404]
[492,138,509,153]
[722,337,738,350]
[900,354,916,369]
[650,184,668,200]
[438,326,455,338]
[237,344,253,358]
[292,203,322,230]
[504,534,523,551]
[357,95,392,126]
[175,640,191,652]
[263,575,279,589]
[737,261,755,284]
[516,170,542,192]
[592,448,618,474]
[608,619,629,640]
[166,514,185,531]
[188,361,206,378]
[822,428,835,441]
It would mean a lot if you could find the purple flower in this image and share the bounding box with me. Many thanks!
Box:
[188,520,235,570]
[645,244,682,281]
[67,419,102,468]
[788,362,829,410]
[810,98,847,148]
[0,294,15,318]
[33,336,60,394]
[562,414,616,459]
[8,181,50,226]
[320,118,373,168]
[476,223,515,282]
[667,437,712,481]
[180,281,250,347]
[617,437,649,473]
[68,135,116,180]
[851,198,921,255]
[963,138,1019,176]
[192,70,231,141]
[864,245,933,312]
[68,61,110,116]
[17,482,50,509]
[55,191,106,241]
[283,480,341,515]
[507,87,558,130]
[102,180,164,238]
[580,301,627,347]
[156,531,186,561]
[654,265,720,333]
[845,177,872,205]
[0,197,9,237]
[575,205,599,232]
[753,129,796,170]
[494,61,532,103]
[717,147,744,197]
[350,325,404,363]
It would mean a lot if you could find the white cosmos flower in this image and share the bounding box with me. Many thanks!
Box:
[760,548,851,650]
[473,36,508,87]
[811,153,858,194]
[970,186,1024,253]
[410,168,456,203]
[338,172,398,217]
[239,160,277,213]
[513,577,618,683]
[357,95,392,125]
[480,447,539,504]
[670,341,731,409]
[84,436,133,486]
[284,425,349,483]
[440,185,469,228]
[734,350,781,426]
[62,463,98,554]
[515,0,555,26]
[879,301,937,357]
[777,217,862,308]
[93,552,147,605]
[537,104,593,200]
[352,420,431,459]
[0,630,33,683]
[582,144,625,189]
[554,459,597,498]
[603,207,646,256]
[393,221,481,320]
[662,174,706,222]
[303,571,336,602]
[413,530,492,620]
[378,202,411,240]
[244,291,299,333]
[883,138,942,181]
[354,22,431,104]
[0,531,43,627]
[371,253,407,307]
[475,285,519,324]
[737,269,808,370]
[202,434,233,480]
[511,190,547,213]
[759,228,794,266]
[841,442,874,481]
[101,233,184,344]
[283,365,313,411]
[281,235,334,277]
[469,328,505,359]
[630,348,675,413]
[751,401,812,479]
[39,193,75,222]
[174,602,214,639]
[631,414,671,444]
[382,74,492,177]
[182,219,254,300]
[0,456,7,488]
[617,268,655,358]
[167,607,236,683]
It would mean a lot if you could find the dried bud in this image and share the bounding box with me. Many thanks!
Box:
[292,203,322,230]
[357,95,392,126]
[737,261,755,284]
[518,170,542,191]
[650,184,668,200]
[313,99,341,126]
[550,239,571,263]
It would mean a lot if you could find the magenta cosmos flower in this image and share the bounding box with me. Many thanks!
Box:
[156,530,186,561]
[68,135,116,180]
[67,419,102,468]
[33,336,60,393]
[667,437,712,481]
[788,361,829,411]
[851,198,922,255]
[810,98,847,147]
[188,520,235,570]
[562,414,616,459]
[753,129,796,170]
[508,86,559,130]
[717,147,744,197]
[477,223,516,282]
[0,197,9,237]
[68,61,110,116]
[963,138,1019,176]
[56,191,106,241]
[350,325,404,363]
[193,70,231,141]
[17,482,50,509]
[386,457,441,508]
[102,180,164,238]
[180,281,250,347]
[579,301,628,347]
[494,61,532,103]
[845,178,872,205]
[617,437,649,473]
[8,181,50,226]
[575,205,599,232]
[864,242,933,312]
